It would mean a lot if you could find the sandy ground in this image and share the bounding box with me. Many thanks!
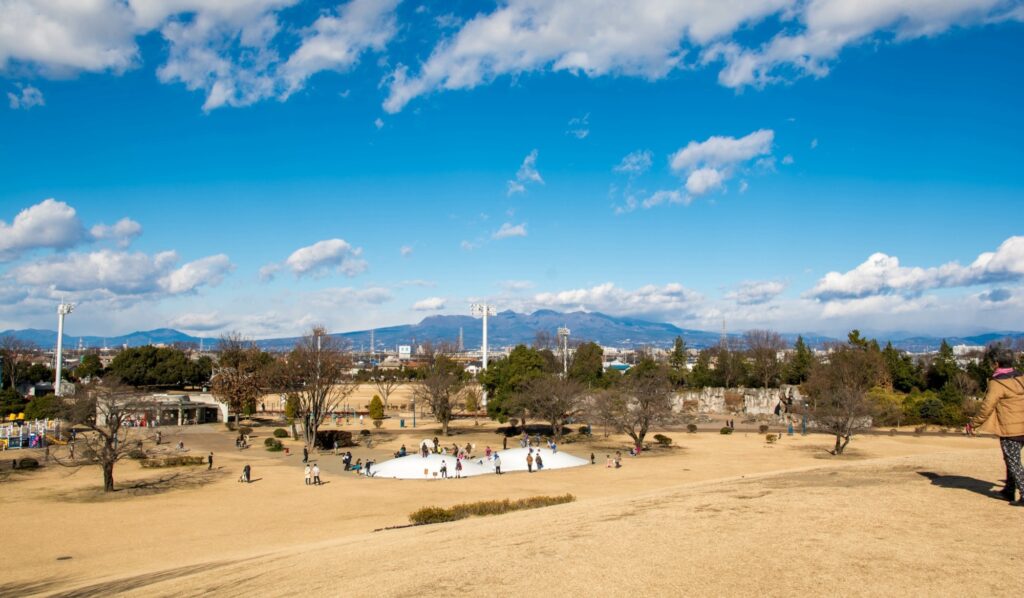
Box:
[1,420,1021,597]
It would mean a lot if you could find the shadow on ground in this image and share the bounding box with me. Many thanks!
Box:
[917,471,1004,500]
[50,468,226,503]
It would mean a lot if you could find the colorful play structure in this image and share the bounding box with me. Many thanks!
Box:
[0,418,63,451]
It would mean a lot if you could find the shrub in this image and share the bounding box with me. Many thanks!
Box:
[127,448,148,460]
[225,422,236,431]
[369,395,385,420]
[16,457,39,470]
[238,426,253,436]
[264,438,283,452]
[577,425,591,435]
[315,430,354,449]
[273,428,289,438]
[141,456,205,468]
[359,429,371,437]
[766,434,778,444]
[914,425,927,435]
[409,494,575,526]
[687,423,698,433]
[264,437,278,447]
[758,424,769,434]
[373,419,383,429]
[889,429,897,436]
[653,434,672,447]
[720,427,733,435]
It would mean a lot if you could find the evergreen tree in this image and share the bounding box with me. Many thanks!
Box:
[688,349,720,388]
[668,336,688,387]
[926,340,960,390]
[568,341,604,387]
[882,342,918,392]
[784,336,815,384]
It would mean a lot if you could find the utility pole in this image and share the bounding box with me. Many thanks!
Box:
[558,326,571,376]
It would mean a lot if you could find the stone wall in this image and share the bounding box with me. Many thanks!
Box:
[672,385,805,416]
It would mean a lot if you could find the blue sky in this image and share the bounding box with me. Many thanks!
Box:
[1,0,1023,339]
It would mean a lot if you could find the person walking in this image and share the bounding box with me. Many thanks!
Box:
[971,348,1024,504]
[440,460,448,479]
[305,464,312,485]
[526,452,534,473]
[503,435,508,450]
[455,459,463,479]
[207,452,213,470]
[535,453,544,471]
[242,464,251,483]
[494,453,502,475]
[302,446,309,463]
[313,463,322,485]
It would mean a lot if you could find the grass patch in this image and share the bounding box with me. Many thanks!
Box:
[409,494,575,526]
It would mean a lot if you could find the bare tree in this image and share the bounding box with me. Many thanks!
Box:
[0,335,34,390]
[804,344,886,455]
[519,374,585,441]
[413,354,466,436]
[744,329,787,388]
[371,368,405,411]
[285,327,357,449]
[590,359,676,449]
[58,380,152,492]
[211,333,273,426]
[533,330,556,350]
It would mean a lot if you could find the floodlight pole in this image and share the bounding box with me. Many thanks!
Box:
[471,302,497,406]
[55,301,74,396]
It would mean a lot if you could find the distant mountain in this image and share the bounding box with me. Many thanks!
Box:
[5,312,1024,353]
[0,328,215,350]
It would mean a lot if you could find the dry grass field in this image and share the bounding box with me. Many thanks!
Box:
[2,419,1021,597]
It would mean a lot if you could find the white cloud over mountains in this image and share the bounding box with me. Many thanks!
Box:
[412,297,446,311]
[808,237,1024,301]
[726,280,787,305]
[532,282,703,318]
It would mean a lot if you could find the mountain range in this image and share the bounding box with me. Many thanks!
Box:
[3,310,1023,353]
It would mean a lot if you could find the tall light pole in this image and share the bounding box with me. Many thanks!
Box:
[558,326,571,376]
[470,302,496,406]
[55,301,74,396]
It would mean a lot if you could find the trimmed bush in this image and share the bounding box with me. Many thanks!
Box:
[758,424,769,434]
[577,425,591,435]
[369,395,385,420]
[128,448,148,460]
[264,438,283,452]
[225,422,236,431]
[409,494,575,526]
[687,423,698,433]
[720,427,733,435]
[653,434,672,447]
[238,426,253,436]
[359,429,371,437]
[373,419,383,429]
[766,434,778,444]
[273,428,289,438]
[16,457,39,470]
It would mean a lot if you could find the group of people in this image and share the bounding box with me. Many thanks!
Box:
[304,463,322,485]
[604,451,623,469]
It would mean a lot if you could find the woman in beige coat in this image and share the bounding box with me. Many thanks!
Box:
[972,349,1024,505]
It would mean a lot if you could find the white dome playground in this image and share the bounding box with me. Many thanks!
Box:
[369,445,589,480]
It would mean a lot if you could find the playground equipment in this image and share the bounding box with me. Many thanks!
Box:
[0,419,62,451]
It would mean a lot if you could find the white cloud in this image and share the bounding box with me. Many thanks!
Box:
[726,280,786,305]
[781,154,794,165]
[90,217,142,247]
[12,249,232,297]
[266,238,368,279]
[567,113,590,139]
[507,149,543,196]
[685,167,725,195]
[374,117,384,129]
[670,129,774,171]
[279,0,399,97]
[0,0,139,75]
[7,84,44,109]
[308,286,393,307]
[412,296,446,311]
[613,150,653,176]
[808,236,1024,301]
[168,312,230,332]
[641,189,687,209]
[460,240,479,251]
[707,0,1019,89]
[532,282,703,318]
[493,222,528,240]
[810,138,818,149]
[738,180,749,193]
[400,245,413,257]
[383,0,789,113]
[0,199,87,260]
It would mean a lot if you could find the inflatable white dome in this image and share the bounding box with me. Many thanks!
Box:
[369,447,589,480]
